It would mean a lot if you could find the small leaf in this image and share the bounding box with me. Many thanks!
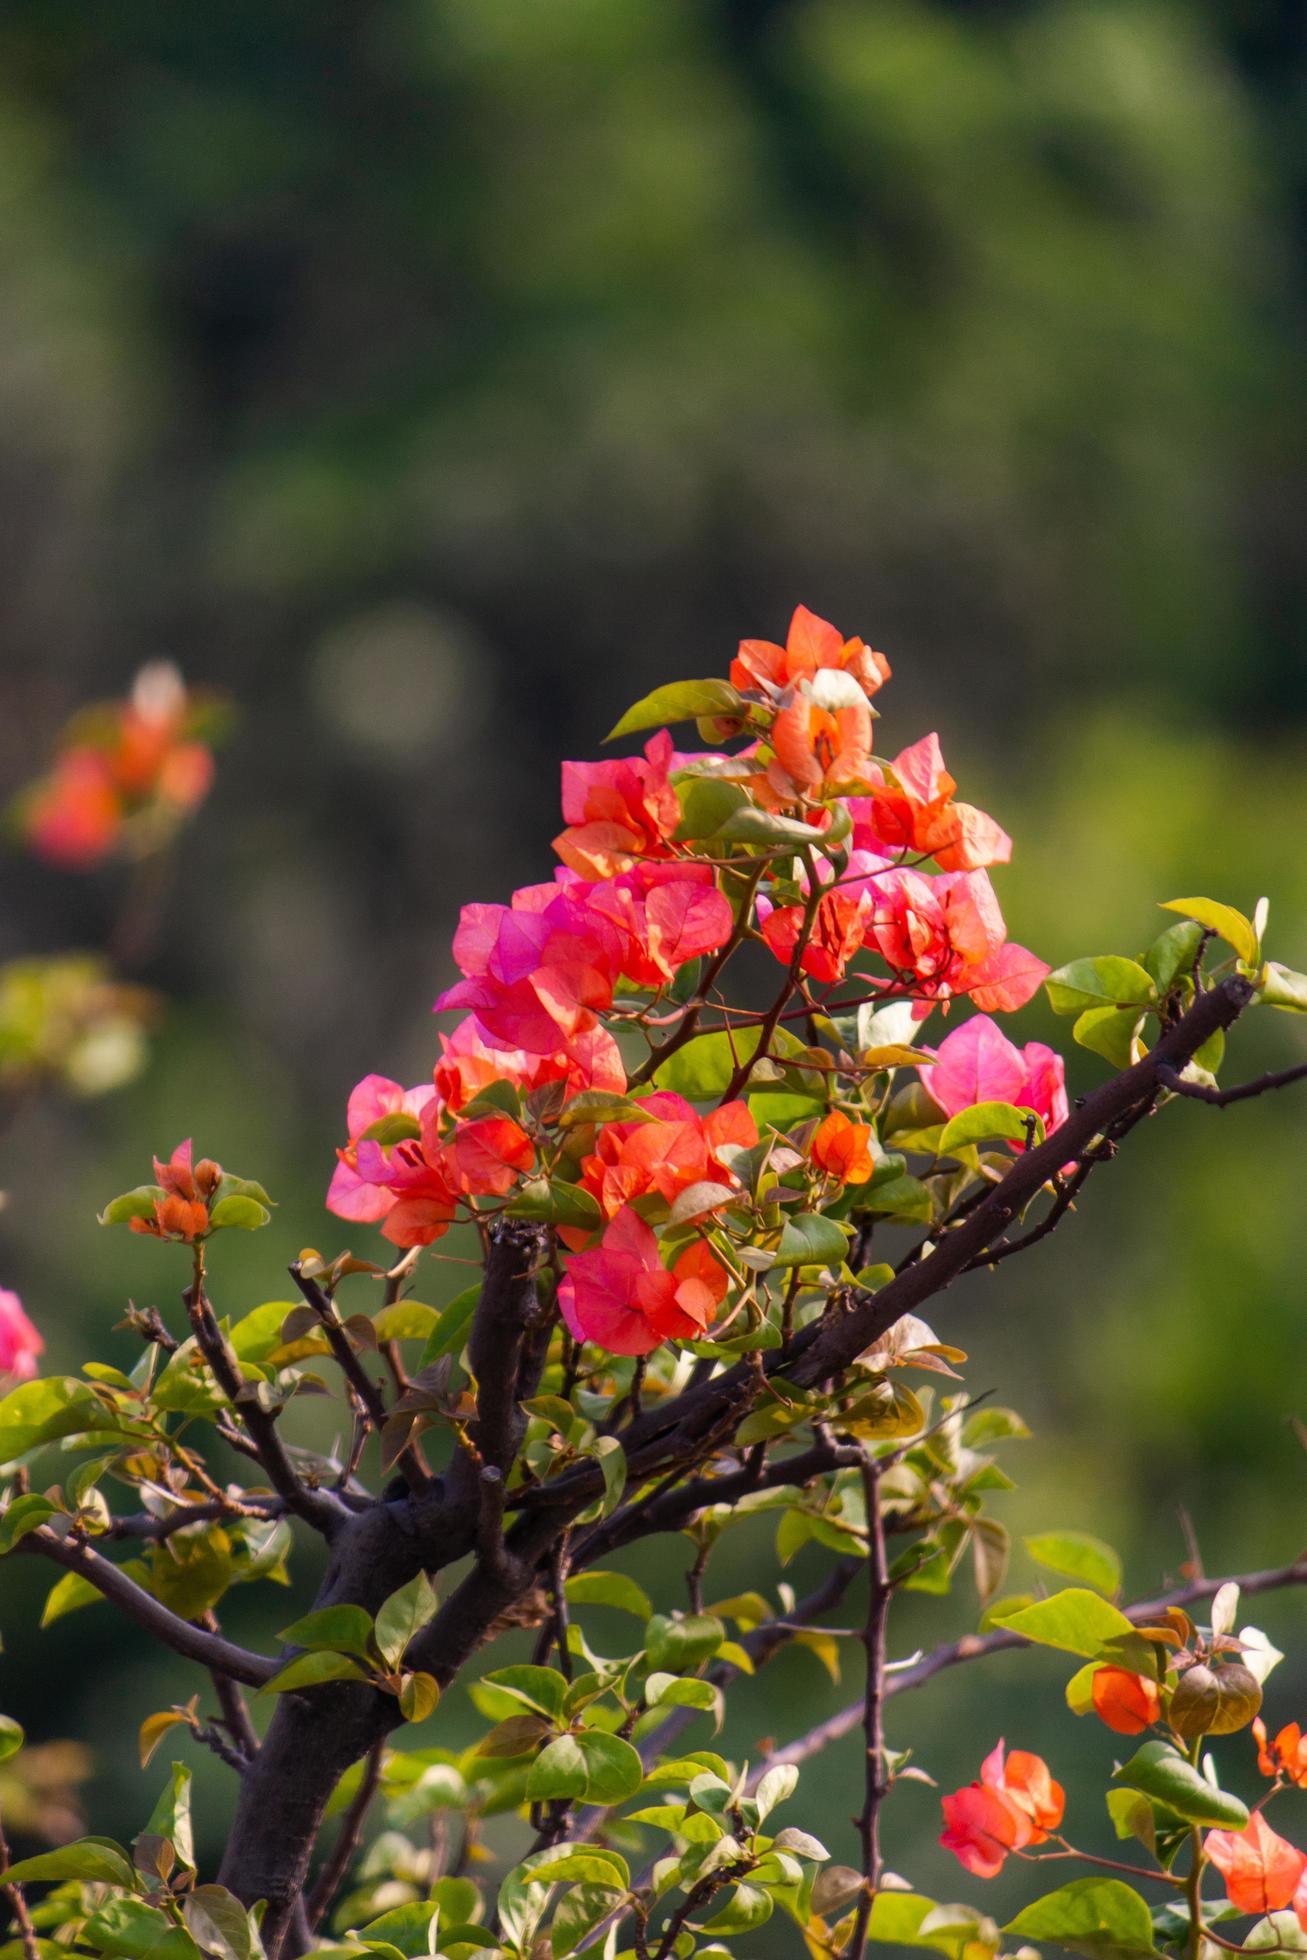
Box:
[1045,958,1157,1017]
[208,1195,271,1232]
[1004,1877,1158,1960]
[575,1730,643,1804]
[1111,1740,1249,1827]
[374,1571,438,1669]
[398,1671,440,1723]
[607,679,744,742]
[417,1284,479,1365]
[3,1840,136,1889]
[564,1571,653,1619]
[1025,1532,1122,1598]
[939,1102,1041,1153]
[138,1709,188,1770]
[526,1734,588,1802]
[645,1613,724,1672]
[1260,962,1307,1012]
[989,1588,1136,1658]
[1160,897,1258,964]
[278,1604,377,1660]
[0,1716,24,1764]
[482,1664,570,1722]
[183,1886,253,1960]
[772,1212,850,1270]
[259,1651,370,1695]
[98,1186,163,1227]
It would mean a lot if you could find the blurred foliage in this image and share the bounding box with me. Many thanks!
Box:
[0,0,1304,1944]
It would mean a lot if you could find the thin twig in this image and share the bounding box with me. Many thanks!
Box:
[0,1804,41,1960]
[1157,1060,1307,1108]
[845,1453,891,1960]
[306,1743,384,1935]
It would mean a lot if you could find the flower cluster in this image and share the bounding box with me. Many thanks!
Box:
[0,1287,42,1385]
[940,1741,1065,1878]
[18,663,218,869]
[318,604,1066,1352]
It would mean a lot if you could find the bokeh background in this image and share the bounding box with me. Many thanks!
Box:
[1,0,1305,1942]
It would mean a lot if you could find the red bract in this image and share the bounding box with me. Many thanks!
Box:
[1206,1813,1307,1915]
[767,683,875,803]
[130,1139,220,1241]
[1254,1719,1307,1787]
[327,1075,438,1223]
[23,663,215,869]
[581,864,734,988]
[940,1741,1065,1878]
[864,868,1048,1015]
[437,884,623,1058]
[1090,1666,1161,1735]
[810,1110,877,1185]
[434,1016,626,1113]
[851,732,1012,872]
[558,1206,729,1355]
[578,1092,757,1222]
[554,730,681,880]
[731,603,890,702]
[919,1014,1068,1139]
[353,1129,459,1248]
[0,1288,42,1384]
[759,884,874,985]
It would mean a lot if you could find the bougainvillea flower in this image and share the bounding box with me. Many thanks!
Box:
[21,663,215,868]
[810,1110,877,1184]
[578,863,734,989]
[917,1015,1068,1141]
[861,868,1047,1015]
[25,750,123,868]
[767,684,875,803]
[327,1075,439,1222]
[759,885,874,985]
[554,729,682,879]
[850,733,1012,872]
[1090,1666,1162,1735]
[129,1140,220,1241]
[579,1092,757,1221]
[353,1132,459,1248]
[436,884,624,1056]
[1254,1719,1307,1787]
[1206,1813,1307,1915]
[442,1115,535,1197]
[731,604,891,702]
[0,1288,43,1384]
[939,1742,1064,1880]
[433,1015,626,1113]
[558,1206,729,1355]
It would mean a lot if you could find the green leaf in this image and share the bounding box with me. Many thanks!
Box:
[213,1174,275,1209]
[1045,958,1157,1017]
[227,1303,301,1364]
[673,778,751,842]
[259,1651,370,1695]
[654,1027,763,1099]
[772,1212,850,1270]
[938,1102,1041,1153]
[97,1186,163,1227]
[82,1896,200,1960]
[525,1734,588,1802]
[358,1112,423,1145]
[1111,1741,1249,1827]
[607,679,743,742]
[1160,897,1258,964]
[398,1672,440,1723]
[1004,1878,1158,1960]
[574,1730,643,1804]
[371,1301,439,1343]
[564,1571,653,1619]
[506,1178,601,1230]
[278,1604,377,1660]
[989,1587,1136,1658]
[861,1173,933,1222]
[645,1613,724,1672]
[483,1664,570,1722]
[1260,962,1307,1012]
[207,1195,271,1231]
[1073,1005,1143,1070]
[645,1673,722,1726]
[356,1904,441,1959]
[0,1377,117,1465]
[0,1716,24,1764]
[374,1571,438,1669]
[142,1763,195,1875]
[181,1888,252,1960]
[0,1493,58,1554]
[1144,921,1205,993]
[3,1839,136,1889]
[417,1284,480,1366]
[1025,1532,1122,1598]
[583,1435,626,1517]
